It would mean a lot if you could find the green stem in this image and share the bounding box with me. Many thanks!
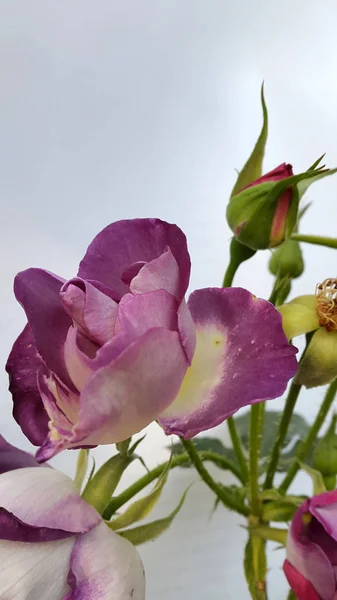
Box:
[103,450,243,519]
[268,277,281,305]
[227,417,249,483]
[181,439,249,516]
[291,233,337,249]
[222,259,238,287]
[249,404,264,515]
[279,378,337,494]
[222,238,256,287]
[263,382,302,490]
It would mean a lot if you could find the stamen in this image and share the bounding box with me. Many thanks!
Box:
[315,278,337,332]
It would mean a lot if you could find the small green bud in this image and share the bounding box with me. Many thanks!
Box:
[313,415,337,476]
[269,239,304,279]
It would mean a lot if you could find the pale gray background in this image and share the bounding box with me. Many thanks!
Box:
[1,1,337,598]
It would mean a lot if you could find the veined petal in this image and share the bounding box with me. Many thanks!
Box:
[78,218,190,300]
[0,467,100,534]
[0,435,42,474]
[283,560,321,600]
[278,295,319,339]
[14,268,74,389]
[63,522,145,600]
[6,324,49,445]
[159,288,298,438]
[130,247,181,299]
[0,536,74,600]
[61,278,118,346]
[296,328,337,388]
[74,328,188,445]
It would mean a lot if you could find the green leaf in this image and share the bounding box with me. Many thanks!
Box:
[235,410,310,461]
[108,457,171,530]
[299,461,327,495]
[74,449,89,492]
[231,84,268,197]
[81,453,134,514]
[115,487,189,545]
[171,437,237,466]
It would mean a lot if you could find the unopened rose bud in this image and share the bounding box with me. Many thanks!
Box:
[227,163,296,250]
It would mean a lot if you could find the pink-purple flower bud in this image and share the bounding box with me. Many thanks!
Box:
[227,163,295,250]
[284,490,337,600]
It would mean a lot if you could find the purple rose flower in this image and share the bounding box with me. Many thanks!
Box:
[0,437,145,600]
[284,490,337,600]
[6,218,298,461]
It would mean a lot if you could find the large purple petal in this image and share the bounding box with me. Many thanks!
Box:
[63,522,145,600]
[0,435,42,473]
[0,467,100,534]
[14,268,74,389]
[74,328,188,446]
[0,536,74,600]
[6,324,49,445]
[159,287,298,438]
[78,218,191,300]
[60,278,118,346]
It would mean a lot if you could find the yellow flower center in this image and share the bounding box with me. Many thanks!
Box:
[316,278,337,332]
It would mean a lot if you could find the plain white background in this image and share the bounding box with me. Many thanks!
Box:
[1,1,337,598]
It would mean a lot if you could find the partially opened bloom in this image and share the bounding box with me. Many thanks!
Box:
[7,218,297,460]
[0,437,145,600]
[279,279,337,387]
[284,490,337,600]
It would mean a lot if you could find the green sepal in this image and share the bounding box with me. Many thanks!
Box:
[108,457,171,530]
[81,453,134,514]
[116,438,132,456]
[299,461,327,495]
[113,487,190,546]
[231,84,268,197]
[261,500,299,522]
[74,449,89,492]
[248,525,288,545]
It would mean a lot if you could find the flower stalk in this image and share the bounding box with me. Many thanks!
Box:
[279,377,337,494]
